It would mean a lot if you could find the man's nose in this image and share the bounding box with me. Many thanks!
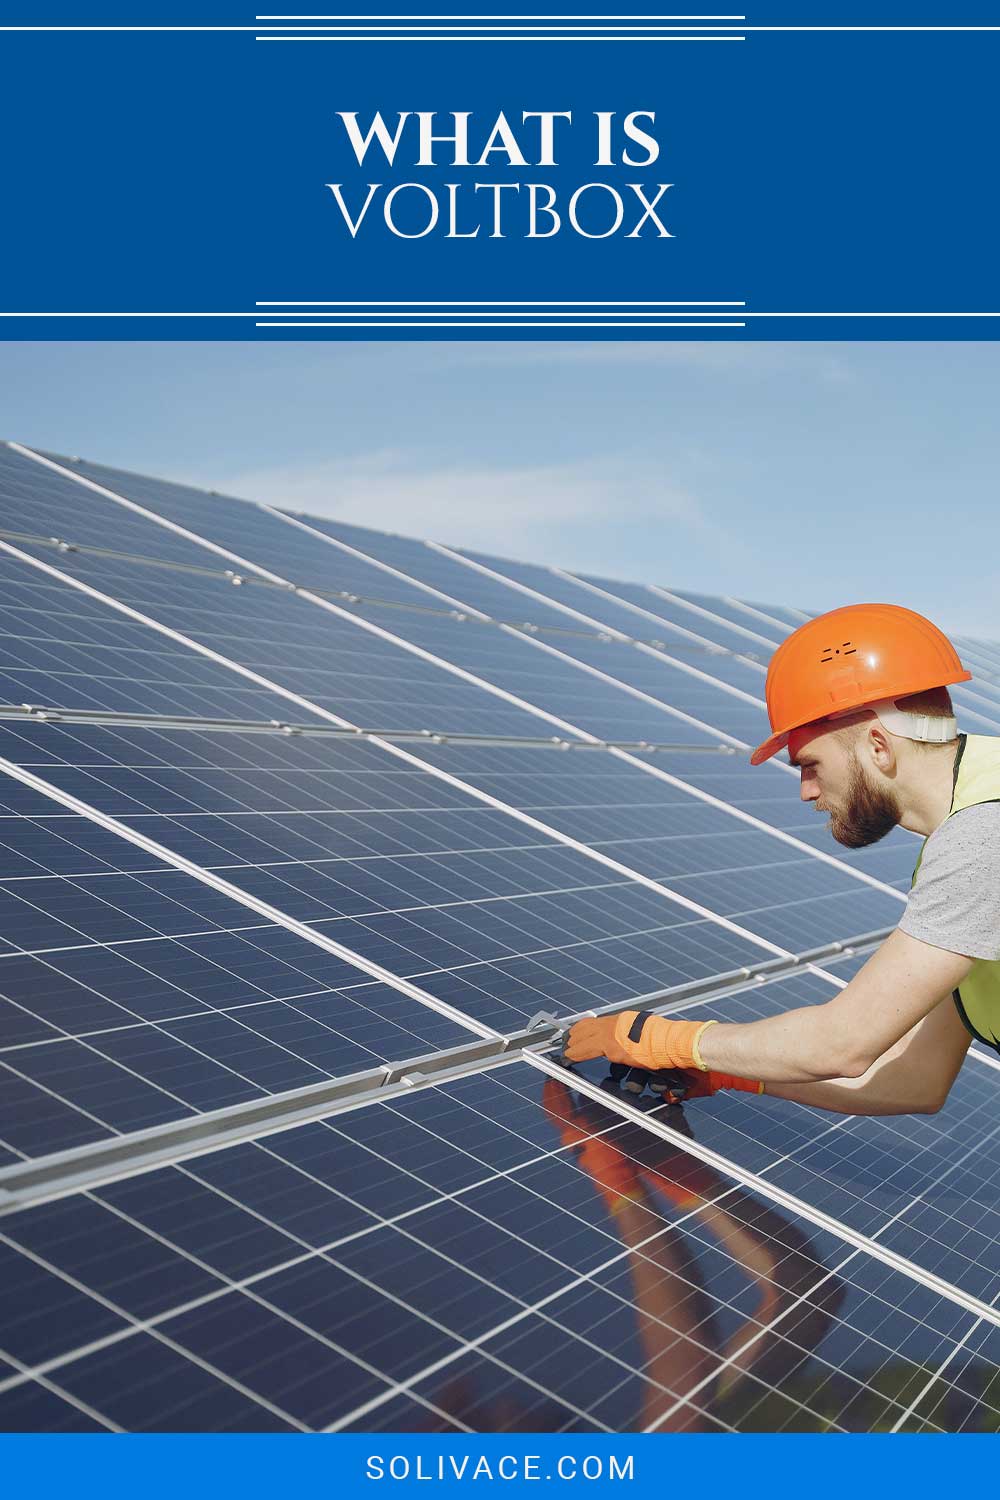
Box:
[800,771,820,802]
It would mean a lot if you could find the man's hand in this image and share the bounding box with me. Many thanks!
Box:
[562,1014,763,1097]
[562,1014,632,1065]
[563,1009,717,1071]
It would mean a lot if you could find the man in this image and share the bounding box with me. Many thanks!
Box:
[565,603,1000,1117]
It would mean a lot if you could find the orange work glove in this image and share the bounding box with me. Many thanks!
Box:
[563,1009,718,1072]
[541,1077,644,1215]
[661,1068,764,1100]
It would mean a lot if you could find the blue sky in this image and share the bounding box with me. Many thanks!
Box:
[0,340,996,634]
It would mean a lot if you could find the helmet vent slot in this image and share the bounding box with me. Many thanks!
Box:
[820,640,857,663]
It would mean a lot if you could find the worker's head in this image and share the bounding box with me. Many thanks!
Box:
[750,603,969,843]
[787,686,957,847]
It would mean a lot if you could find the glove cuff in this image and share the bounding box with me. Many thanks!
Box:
[709,1071,765,1095]
[613,1012,718,1071]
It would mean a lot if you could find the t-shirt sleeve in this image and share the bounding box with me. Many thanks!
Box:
[898,802,1000,960]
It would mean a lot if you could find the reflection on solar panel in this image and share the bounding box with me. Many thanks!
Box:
[1,439,998,1433]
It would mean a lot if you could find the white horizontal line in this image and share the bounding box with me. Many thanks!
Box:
[7,22,996,30]
[255,17,997,29]
[253,22,746,28]
[254,311,744,318]
[254,310,745,316]
[2,310,997,319]
[256,35,746,41]
[257,309,1000,318]
[255,301,747,307]
[746,311,1000,317]
[253,19,1000,29]
[744,25,1000,31]
[257,14,748,18]
[0,26,275,31]
[255,321,748,328]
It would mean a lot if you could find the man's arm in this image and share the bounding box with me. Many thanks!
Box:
[764,993,972,1115]
[696,930,973,1081]
[564,929,974,1084]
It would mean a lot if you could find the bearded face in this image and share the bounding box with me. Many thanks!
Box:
[825,750,902,848]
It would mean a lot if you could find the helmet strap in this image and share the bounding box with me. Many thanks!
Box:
[865,698,958,744]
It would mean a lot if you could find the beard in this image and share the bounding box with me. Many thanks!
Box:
[826,756,901,848]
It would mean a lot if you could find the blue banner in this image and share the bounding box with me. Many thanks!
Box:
[2,4,999,338]
[1,1433,997,1493]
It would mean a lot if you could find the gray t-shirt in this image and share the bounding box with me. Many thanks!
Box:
[899,801,1000,960]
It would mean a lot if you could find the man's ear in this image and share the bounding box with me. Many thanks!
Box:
[867,719,897,771]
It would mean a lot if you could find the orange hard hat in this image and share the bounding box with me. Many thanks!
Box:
[750,603,972,766]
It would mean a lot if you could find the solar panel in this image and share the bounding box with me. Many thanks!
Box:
[1,542,555,740]
[281,512,591,631]
[0,549,307,722]
[669,589,795,639]
[1,1059,994,1433]
[0,720,779,1032]
[0,446,216,569]
[738,599,811,631]
[560,573,779,659]
[1,441,998,1434]
[404,742,910,948]
[330,605,765,747]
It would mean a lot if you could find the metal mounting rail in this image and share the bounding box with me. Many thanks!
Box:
[0,1027,545,1218]
[0,524,745,659]
[0,927,890,1218]
[0,704,739,755]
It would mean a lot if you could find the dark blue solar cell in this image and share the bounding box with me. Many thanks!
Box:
[0,1061,111,1155]
[347,601,755,747]
[0,1381,111,1433]
[5,1195,221,1320]
[100,1166,319,1281]
[336,1390,467,1432]
[178,1140,379,1249]
[0,1240,128,1365]
[9,1036,208,1135]
[51,1333,297,1432]
[160,1292,391,1431]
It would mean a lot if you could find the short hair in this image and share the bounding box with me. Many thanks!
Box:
[893,685,954,718]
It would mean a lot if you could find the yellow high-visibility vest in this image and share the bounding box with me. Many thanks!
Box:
[911,734,1000,1051]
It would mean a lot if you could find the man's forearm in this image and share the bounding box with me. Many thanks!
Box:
[564,934,970,1086]
[764,1005,971,1115]
[766,1075,929,1116]
[696,1004,869,1084]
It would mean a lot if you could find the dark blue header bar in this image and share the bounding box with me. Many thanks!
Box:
[1,7,998,337]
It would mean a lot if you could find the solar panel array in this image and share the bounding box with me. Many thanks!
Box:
[1,439,999,1433]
